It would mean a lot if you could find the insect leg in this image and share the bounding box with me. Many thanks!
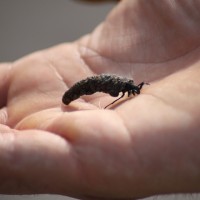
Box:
[128,90,135,96]
[104,92,125,109]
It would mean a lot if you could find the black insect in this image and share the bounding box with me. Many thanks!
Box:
[62,74,149,108]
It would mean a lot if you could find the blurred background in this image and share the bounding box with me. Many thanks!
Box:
[0,1,199,200]
[0,0,116,61]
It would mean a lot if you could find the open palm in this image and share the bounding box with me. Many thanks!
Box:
[1,0,200,199]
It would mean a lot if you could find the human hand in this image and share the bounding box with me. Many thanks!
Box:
[1,0,200,199]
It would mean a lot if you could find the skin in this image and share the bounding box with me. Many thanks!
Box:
[0,0,200,199]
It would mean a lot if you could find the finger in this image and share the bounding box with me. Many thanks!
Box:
[0,63,12,108]
[0,127,80,196]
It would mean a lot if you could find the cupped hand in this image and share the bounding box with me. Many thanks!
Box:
[1,0,200,199]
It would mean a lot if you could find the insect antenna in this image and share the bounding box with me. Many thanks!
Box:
[104,93,125,109]
[138,82,150,89]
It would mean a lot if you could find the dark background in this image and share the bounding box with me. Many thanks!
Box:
[0,1,199,200]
